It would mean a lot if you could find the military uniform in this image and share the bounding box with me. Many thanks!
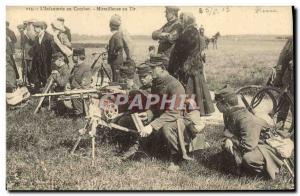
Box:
[108,15,131,82]
[152,7,182,59]
[69,48,92,116]
[272,37,294,125]
[215,85,284,179]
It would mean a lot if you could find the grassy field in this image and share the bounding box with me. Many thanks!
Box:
[6,37,295,191]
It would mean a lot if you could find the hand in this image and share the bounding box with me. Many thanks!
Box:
[140,125,153,137]
[51,70,59,74]
[137,112,148,121]
[159,32,169,39]
[224,138,234,154]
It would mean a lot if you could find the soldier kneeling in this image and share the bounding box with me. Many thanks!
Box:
[48,52,70,113]
[215,85,291,180]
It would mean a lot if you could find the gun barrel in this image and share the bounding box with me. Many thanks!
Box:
[32,89,99,97]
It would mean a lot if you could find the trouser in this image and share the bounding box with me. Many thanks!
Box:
[114,113,161,153]
[71,98,85,116]
[9,54,20,79]
[242,148,265,175]
[277,86,294,125]
[23,59,32,84]
[110,64,121,82]
[6,63,17,91]
[161,120,187,156]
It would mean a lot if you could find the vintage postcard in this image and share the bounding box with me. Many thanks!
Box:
[6,6,294,191]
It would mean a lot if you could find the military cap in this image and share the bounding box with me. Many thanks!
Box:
[73,48,85,56]
[145,54,169,67]
[165,6,180,13]
[110,14,121,27]
[17,24,25,30]
[24,19,36,25]
[57,17,65,22]
[52,52,65,61]
[137,64,152,77]
[214,85,237,102]
[120,66,135,79]
[124,59,136,67]
[33,21,44,28]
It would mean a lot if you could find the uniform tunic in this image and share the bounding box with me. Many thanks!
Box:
[69,62,92,115]
[223,106,283,179]
[152,19,182,58]
[108,31,131,82]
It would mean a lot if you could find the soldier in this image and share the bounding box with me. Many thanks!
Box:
[68,48,92,116]
[57,17,72,42]
[137,56,205,171]
[215,85,284,179]
[136,64,153,92]
[119,60,138,90]
[50,52,70,92]
[48,52,70,113]
[152,6,182,61]
[272,37,293,129]
[107,14,132,82]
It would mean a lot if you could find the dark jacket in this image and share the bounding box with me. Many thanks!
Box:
[147,73,185,131]
[273,37,293,93]
[69,62,92,89]
[64,26,72,42]
[31,31,56,85]
[52,63,70,91]
[169,24,215,115]
[223,106,284,179]
[6,28,17,55]
[152,19,183,58]
[108,31,130,66]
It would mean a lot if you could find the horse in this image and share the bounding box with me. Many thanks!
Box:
[210,32,221,49]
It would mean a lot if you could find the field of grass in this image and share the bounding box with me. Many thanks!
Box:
[6,37,294,191]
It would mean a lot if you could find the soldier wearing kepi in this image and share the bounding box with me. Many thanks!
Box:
[68,48,92,117]
[152,6,182,61]
[48,52,70,113]
[137,55,204,171]
[215,85,285,180]
[137,64,153,92]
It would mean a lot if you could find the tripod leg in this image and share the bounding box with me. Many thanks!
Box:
[92,136,95,160]
[71,136,82,154]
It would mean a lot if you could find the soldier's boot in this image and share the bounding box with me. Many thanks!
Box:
[120,142,140,161]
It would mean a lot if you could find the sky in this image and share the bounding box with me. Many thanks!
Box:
[6,6,293,37]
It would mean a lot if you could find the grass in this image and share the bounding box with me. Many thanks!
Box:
[6,37,295,191]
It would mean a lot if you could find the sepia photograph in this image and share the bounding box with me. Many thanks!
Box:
[5,5,295,191]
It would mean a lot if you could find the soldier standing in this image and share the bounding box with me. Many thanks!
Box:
[152,6,182,61]
[272,37,293,129]
[107,14,132,82]
[68,48,92,117]
[215,85,285,179]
